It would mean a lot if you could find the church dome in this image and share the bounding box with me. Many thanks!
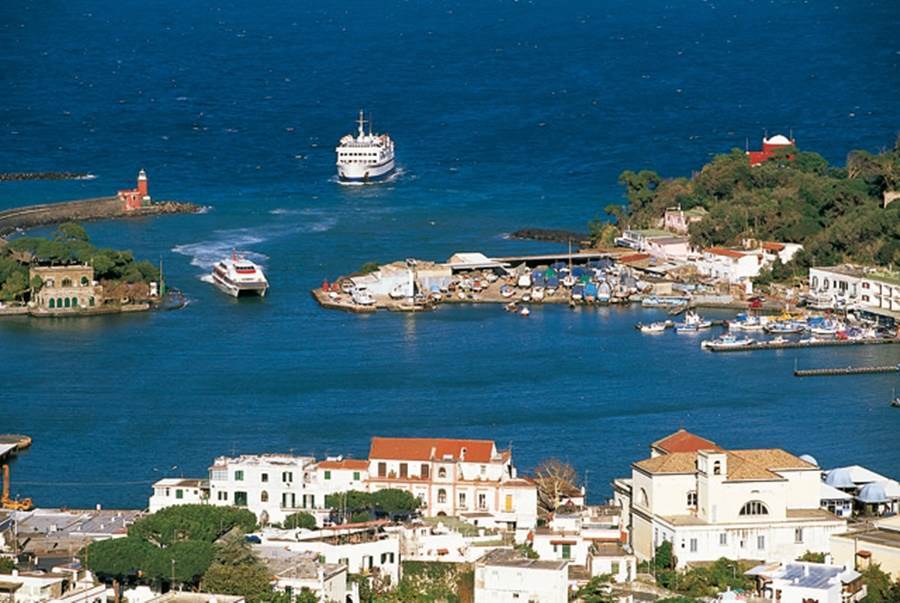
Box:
[765,134,792,145]
[825,468,855,489]
[857,482,889,504]
[799,454,818,467]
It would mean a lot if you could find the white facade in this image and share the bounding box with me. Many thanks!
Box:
[749,562,865,603]
[620,431,846,568]
[697,248,763,284]
[809,265,900,316]
[207,454,325,525]
[0,571,105,603]
[258,524,402,586]
[474,558,568,603]
[148,479,207,512]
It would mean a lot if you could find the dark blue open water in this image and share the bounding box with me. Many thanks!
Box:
[1,0,898,508]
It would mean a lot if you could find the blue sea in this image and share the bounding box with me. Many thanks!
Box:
[1,0,898,509]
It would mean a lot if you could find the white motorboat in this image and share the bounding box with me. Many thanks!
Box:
[520,306,531,317]
[639,322,667,333]
[532,286,545,301]
[674,310,712,333]
[210,252,269,297]
[701,334,755,350]
[352,287,376,306]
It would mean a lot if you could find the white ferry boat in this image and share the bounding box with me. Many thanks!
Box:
[211,252,269,298]
[335,110,395,183]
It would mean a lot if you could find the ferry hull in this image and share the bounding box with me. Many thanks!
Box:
[337,159,396,183]
[212,273,268,298]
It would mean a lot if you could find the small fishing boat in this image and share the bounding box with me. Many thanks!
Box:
[770,335,789,345]
[519,306,530,317]
[571,284,584,302]
[638,322,667,333]
[504,301,517,312]
[562,274,576,288]
[765,321,805,334]
[532,286,545,302]
[517,273,532,288]
[674,311,712,333]
[500,284,515,298]
[892,388,900,408]
[701,334,755,350]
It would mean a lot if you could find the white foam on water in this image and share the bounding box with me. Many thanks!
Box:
[173,214,335,269]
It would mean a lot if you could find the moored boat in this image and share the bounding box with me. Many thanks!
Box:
[701,334,755,350]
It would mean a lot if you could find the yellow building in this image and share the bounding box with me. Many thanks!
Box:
[29,265,102,312]
[830,515,900,580]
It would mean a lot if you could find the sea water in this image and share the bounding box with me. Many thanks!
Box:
[0,0,898,507]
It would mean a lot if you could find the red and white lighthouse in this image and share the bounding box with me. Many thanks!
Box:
[118,169,151,210]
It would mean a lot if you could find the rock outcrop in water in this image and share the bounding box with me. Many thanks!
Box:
[510,228,590,245]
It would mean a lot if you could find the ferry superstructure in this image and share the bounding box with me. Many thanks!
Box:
[211,252,269,298]
[335,110,395,183]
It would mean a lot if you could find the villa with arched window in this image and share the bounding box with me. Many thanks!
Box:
[29,264,103,314]
[618,429,847,569]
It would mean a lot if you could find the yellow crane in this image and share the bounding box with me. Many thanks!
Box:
[1,463,32,511]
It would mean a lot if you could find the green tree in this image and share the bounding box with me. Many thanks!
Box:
[85,537,158,587]
[797,551,826,563]
[0,557,16,573]
[55,222,89,242]
[201,562,273,599]
[655,540,674,571]
[325,490,372,512]
[280,511,316,530]
[144,540,216,587]
[128,505,257,546]
[214,530,258,566]
[573,575,614,603]
[588,218,619,247]
[860,564,898,603]
[0,270,28,301]
[371,488,422,514]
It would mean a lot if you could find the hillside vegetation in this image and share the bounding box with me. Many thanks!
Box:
[604,141,900,276]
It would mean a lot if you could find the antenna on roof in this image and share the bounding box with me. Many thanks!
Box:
[745,137,749,153]
[789,127,794,142]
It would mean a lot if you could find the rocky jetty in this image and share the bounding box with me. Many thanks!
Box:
[0,171,93,181]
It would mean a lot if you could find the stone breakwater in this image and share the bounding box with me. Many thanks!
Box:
[0,171,93,181]
[0,196,201,237]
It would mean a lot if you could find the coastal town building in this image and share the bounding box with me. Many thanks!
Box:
[531,506,629,574]
[747,134,796,166]
[474,549,568,603]
[257,521,401,586]
[823,465,900,516]
[664,206,708,235]
[0,568,105,603]
[615,429,847,568]
[366,437,538,540]
[256,548,352,603]
[348,261,452,299]
[206,454,344,525]
[145,593,245,603]
[745,561,866,603]
[117,169,150,211]
[314,457,369,493]
[808,265,900,319]
[148,478,208,512]
[29,265,102,313]
[830,515,900,580]
[696,247,763,286]
[398,520,510,563]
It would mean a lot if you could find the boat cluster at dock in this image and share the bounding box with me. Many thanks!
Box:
[635,309,889,351]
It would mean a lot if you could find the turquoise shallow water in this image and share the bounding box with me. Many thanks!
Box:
[0,0,898,508]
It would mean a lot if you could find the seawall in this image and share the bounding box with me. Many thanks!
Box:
[0,196,200,237]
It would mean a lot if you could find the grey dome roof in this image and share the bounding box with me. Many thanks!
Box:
[799,454,819,467]
[857,482,889,504]
[825,468,855,488]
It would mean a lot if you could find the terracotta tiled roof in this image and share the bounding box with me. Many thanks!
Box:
[652,429,719,454]
[705,247,747,259]
[369,437,498,463]
[762,241,786,251]
[730,449,817,472]
[317,459,369,471]
[636,447,816,480]
[634,452,698,474]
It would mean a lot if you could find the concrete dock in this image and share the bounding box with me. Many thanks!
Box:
[794,364,900,377]
[707,338,900,353]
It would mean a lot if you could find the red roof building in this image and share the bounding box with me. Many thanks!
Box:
[650,428,720,456]
[747,134,796,166]
[368,437,499,463]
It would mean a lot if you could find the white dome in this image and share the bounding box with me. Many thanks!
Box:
[765,134,792,145]
[825,468,855,489]
[857,482,889,504]
[799,454,818,467]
